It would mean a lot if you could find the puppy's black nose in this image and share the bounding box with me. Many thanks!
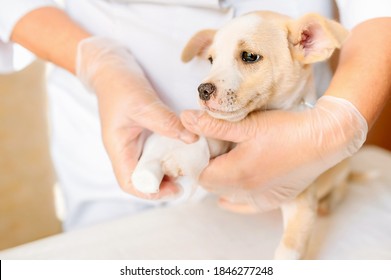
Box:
[198,83,216,101]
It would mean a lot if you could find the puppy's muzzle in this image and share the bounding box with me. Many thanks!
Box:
[198,83,216,101]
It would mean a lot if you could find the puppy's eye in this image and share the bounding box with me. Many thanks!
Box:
[241,51,262,63]
[208,56,213,64]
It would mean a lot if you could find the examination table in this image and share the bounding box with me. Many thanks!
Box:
[1,146,390,259]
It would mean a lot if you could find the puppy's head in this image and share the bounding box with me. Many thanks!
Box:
[182,11,348,121]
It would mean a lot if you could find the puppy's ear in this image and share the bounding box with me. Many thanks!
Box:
[287,13,349,64]
[181,29,216,63]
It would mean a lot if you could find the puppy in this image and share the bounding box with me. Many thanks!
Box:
[132,11,350,259]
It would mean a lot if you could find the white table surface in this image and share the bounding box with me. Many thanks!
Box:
[1,146,391,260]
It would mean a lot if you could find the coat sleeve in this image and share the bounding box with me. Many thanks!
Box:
[0,0,57,72]
[0,0,56,42]
[336,0,391,29]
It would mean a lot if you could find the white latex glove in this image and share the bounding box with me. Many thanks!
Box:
[76,37,197,199]
[181,96,368,212]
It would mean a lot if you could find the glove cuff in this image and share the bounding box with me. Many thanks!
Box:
[76,36,144,93]
[316,95,368,157]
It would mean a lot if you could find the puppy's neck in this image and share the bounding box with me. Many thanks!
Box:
[268,68,317,111]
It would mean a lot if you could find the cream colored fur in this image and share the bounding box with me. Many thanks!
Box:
[132,11,351,259]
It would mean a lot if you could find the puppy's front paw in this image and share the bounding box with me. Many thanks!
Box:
[162,156,184,178]
[132,161,164,194]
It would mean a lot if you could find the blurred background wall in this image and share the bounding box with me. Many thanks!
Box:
[0,59,61,250]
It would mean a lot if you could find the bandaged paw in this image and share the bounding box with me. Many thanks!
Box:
[131,134,210,194]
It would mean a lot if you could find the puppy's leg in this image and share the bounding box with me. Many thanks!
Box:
[131,134,169,193]
[317,180,349,216]
[161,136,211,183]
[132,134,211,194]
[314,159,351,216]
[274,185,317,260]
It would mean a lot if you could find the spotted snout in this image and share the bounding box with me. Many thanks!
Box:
[198,83,216,101]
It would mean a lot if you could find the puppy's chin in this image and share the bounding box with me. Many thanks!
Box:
[203,96,267,122]
[206,109,248,122]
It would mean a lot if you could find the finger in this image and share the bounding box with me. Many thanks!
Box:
[198,148,245,192]
[105,127,145,195]
[106,129,183,200]
[218,197,259,214]
[104,128,155,198]
[113,146,182,200]
[158,176,183,199]
[180,110,255,142]
[136,102,198,144]
[136,176,183,201]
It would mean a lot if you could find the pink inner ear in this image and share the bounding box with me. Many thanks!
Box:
[299,23,328,57]
[300,30,312,48]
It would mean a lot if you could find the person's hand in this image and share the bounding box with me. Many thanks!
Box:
[76,37,197,199]
[181,96,368,212]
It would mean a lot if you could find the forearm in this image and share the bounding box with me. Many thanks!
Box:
[325,17,391,128]
[11,7,90,74]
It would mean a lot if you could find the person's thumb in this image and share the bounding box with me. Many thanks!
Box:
[136,101,198,143]
[180,110,255,142]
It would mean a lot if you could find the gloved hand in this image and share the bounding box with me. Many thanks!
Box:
[181,95,368,212]
[76,37,197,199]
